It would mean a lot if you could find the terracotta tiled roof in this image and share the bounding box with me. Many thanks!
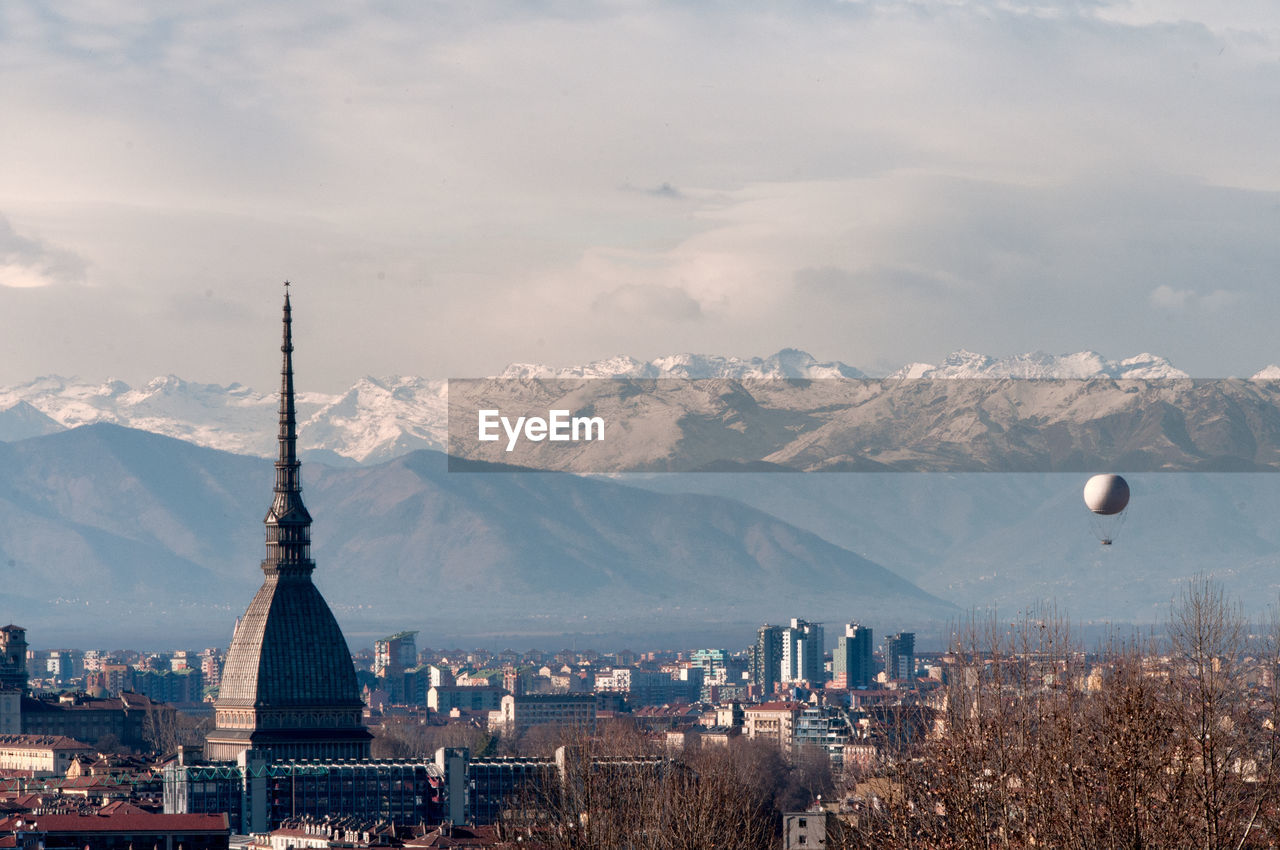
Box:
[405,824,504,848]
[96,802,151,816]
[748,701,806,711]
[633,704,698,717]
[0,735,92,751]
[30,812,229,833]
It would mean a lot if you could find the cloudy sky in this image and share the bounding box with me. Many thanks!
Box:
[2,0,1278,391]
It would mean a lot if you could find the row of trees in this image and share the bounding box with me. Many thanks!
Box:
[847,580,1280,849]
[497,737,826,850]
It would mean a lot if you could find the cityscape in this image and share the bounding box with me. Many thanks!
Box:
[0,293,1277,848]
[6,1,1280,848]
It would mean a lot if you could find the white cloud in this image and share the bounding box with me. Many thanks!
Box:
[1150,284,1241,312]
[0,216,86,289]
[591,284,703,322]
[1149,284,1193,310]
[2,1,1280,384]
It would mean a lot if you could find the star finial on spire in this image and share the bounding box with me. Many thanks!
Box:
[283,279,291,288]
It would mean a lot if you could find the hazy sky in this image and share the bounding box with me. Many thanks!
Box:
[2,0,1278,391]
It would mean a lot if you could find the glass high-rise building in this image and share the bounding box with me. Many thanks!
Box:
[883,632,916,682]
[751,625,784,695]
[833,623,873,688]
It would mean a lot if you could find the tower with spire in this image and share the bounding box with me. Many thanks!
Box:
[205,290,372,762]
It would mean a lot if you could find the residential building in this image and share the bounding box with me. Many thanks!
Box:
[594,667,690,706]
[793,706,856,770]
[743,701,804,753]
[21,692,158,749]
[0,734,94,778]
[132,668,204,705]
[782,619,824,685]
[428,685,504,714]
[783,808,839,849]
[883,633,916,682]
[752,625,784,696]
[374,632,419,702]
[832,623,873,689]
[20,811,229,850]
[488,693,596,738]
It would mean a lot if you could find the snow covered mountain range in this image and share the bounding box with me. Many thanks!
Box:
[0,349,1274,464]
[0,374,447,463]
[889,350,1191,380]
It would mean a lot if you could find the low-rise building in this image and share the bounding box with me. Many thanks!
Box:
[783,808,840,849]
[164,754,445,834]
[793,706,856,770]
[743,701,804,753]
[428,686,504,714]
[20,693,159,750]
[487,694,596,739]
[0,734,94,778]
[19,810,229,850]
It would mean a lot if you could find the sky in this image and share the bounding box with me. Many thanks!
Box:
[2,0,1279,392]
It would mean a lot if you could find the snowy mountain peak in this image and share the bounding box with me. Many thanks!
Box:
[503,349,867,381]
[98,378,131,397]
[888,350,1189,380]
[0,349,1224,465]
[141,374,186,392]
[500,356,651,380]
[1252,365,1280,380]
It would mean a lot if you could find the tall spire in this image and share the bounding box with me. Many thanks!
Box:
[207,282,370,763]
[264,284,313,576]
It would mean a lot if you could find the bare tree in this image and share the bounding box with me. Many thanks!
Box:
[142,702,210,754]
[371,716,492,758]
[835,604,1249,850]
[500,730,776,849]
[1167,576,1256,849]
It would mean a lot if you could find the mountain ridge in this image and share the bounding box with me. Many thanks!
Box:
[3,349,1259,465]
[0,423,953,647]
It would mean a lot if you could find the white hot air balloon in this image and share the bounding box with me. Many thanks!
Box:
[1083,473,1130,545]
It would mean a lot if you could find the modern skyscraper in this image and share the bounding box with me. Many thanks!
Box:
[883,632,916,682]
[752,625,784,695]
[205,291,372,762]
[781,618,824,685]
[833,623,873,688]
